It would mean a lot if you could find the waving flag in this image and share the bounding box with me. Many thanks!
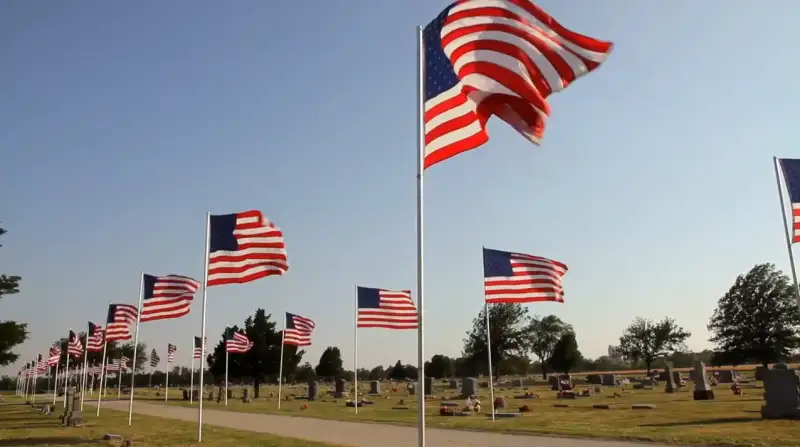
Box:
[356,287,418,330]
[483,247,567,303]
[140,274,200,322]
[86,322,104,352]
[207,210,289,286]
[150,349,160,368]
[225,329,253,354]
[778,158,800,243]
[36,354,47,373]
[193,337,206,359]
[67,330,83,357]
[422,0,613,168]
[283,312,315,346]
[48,344,61,366]
[106,304,138,341]
[167,344,177,363]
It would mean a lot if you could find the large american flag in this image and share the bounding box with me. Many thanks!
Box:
[106,304,138,341]
[193,336,206,359]
[207,210,289,286]
[86,322,104,352]
[48,344,61,366]
[422,0,613,169]
[483,247,567,303]
[140,274,200,322]
[283,312,315,346]
[150,349,160,368]
[225,329,253,354]
[67,330,83,357]
[356,287,418,330]
[779,158,800,242]
[167,343,177,363]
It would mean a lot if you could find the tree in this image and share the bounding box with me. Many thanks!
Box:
[295,362,316,382]
[707,263,800,367]
[618,317,691,374]
[315,347,343,379]
[548,332,583,374]
[462,303,529,379]
[0,227,27,366]
[425,354,455,378]
[368,365,385,380]
[387,360,407,380]
[527,315,572,378]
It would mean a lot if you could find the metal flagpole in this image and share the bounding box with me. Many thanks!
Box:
[53,359,59,405]
[225,347,229,407]
[31,360,38,402]
[103,358,109,397]
[190,351,195,404]
[198,212,211,442]
[485,303,496,421]
[96,334,108,416]
[415,25,427,447]
[353,286,358,414]
[46,366,51,399]
[80,341,89,410]
[278,314,286,409]
[774,157,800,313]
[64,332,72,407]
[165,349,170,403]
[117,358,122,399]
[128,273,145,425]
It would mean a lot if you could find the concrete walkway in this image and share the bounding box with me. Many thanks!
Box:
[95,400,667,447]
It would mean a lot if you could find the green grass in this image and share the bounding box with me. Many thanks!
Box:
[0,396,340,446]
[120,373,800,447]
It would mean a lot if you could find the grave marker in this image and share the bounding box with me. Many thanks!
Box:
[761,368,800,419]
[692,361,714,400]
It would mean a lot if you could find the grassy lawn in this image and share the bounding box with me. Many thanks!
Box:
[0,396,340,447]
[117,371,800,447]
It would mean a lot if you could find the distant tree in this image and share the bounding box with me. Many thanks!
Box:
[707,263,800,367]
[388,360,407,380]
[548,332,583,374]
[295,362,316,382]
[368,365,385,380]
[207,326,246,383]
[0,227,27,366]
[618,317,691,374]
[315,347,344,379]
[404,363,418,380]
[462,303,529,379]
[527,315,572,378]
[425,354,455,378]
[498,354,532,376]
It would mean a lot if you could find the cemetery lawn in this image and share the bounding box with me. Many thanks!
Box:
[128,376,799,447]
[0,397,340,446]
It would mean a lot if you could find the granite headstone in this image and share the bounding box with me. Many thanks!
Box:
[692,361,714,400]
[761,368,800,419]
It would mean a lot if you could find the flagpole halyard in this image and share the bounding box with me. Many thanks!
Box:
[415,25,427,447]
[198,212,212,442]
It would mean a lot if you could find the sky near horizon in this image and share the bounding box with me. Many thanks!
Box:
[2,1,799,376]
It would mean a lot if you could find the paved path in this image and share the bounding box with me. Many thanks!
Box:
[94,400,668,447]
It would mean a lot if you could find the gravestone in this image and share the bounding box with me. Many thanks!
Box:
[755,366,768,381]
[664,365,677,393]
[61,388,82,427]
[60,387,75,424]
[241,387,250,403]
[408,383,416,395]
[208,390,215,401]
[657,370,669,381]
[369,380,381,394]
[672,371,684,387]
[692,361,714,400]
[425,376,433,395]
[227,389,233,399]
[216,386,223,403]
[549,375,560,390]
[717,370,737,383]
[308,381,318,401]
[334,378,347,398]
[601,374,616,386]
[587,374,602,385]
[448,380,458,389]
[761,368,800,419]
[460,377,477,397]
[512,378,523,387]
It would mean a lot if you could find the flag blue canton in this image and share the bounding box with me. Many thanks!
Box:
[356,287,382,308]
[483,248,515,277]
[423,5,458,102]
[781,159,800,202]
[209,213,239,252]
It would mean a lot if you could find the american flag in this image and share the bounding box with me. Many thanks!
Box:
[67,330,83,357]
[140,274,200,322]
[36,354,47,374]
[422,0,613,169]
[483,247,567,303]
[106,304,138,341]
[167,343,177,363]
[207,210,289,286]
[356,287,418,330]
[106,359,122,373]
[48,344,61,366]
[193,336,206,359]
[283,312,315,346]
[779,158,800,242]
[150,349,160,368]
[225,329,253,354]
[86,322,104,352]
[88,364,104,375]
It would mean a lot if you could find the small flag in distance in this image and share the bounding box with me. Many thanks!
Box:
[483,247,567,304]
[167,343,177,363]
[356,287,418,330]
[140,274,200,322]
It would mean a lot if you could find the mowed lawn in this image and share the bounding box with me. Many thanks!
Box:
[118,372,800,447]
[0,395,340,447]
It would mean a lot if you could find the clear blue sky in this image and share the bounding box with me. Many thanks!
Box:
[2,0,799,375]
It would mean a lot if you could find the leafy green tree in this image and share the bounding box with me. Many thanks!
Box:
[548,332,583,373]
[462,303,529,379]
[527,315,572,378]
[368,365,385,380]
[404,363,418,380]
[425,354,455,378]
[314,346,343,379]
[707,263,800,367]
[0,227,27,366]
[294,362,316,382]
[618,317,691,374]
[387,360,407,380]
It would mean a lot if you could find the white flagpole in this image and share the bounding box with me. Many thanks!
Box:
[31,361,38,402]
[353,286,358,414]
[64,333,72,407]
[278,315,285,410]
[198,212,211,442]
[52,359,60,405]
[117,358,122,399]
[96,334,108,416]
[103,358,109,397]
[224,348,229,407]
[46,366,51,399]
[190,352,195,404]
[415,25,427,447]
[774,157,800,314]
[80,341,89,410]
[485,303,496,420]
[165,348,170,403]
[128,273,145,425]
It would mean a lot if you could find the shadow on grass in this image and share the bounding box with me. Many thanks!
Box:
[641,416,761,427]
[0,438,93,446]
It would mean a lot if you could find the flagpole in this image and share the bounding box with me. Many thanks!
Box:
[197,212,211,442]
[415,25,427,447]
[64,332,71,407]
[128,273,145,425]
[278,315,285,410]
[485,303,496,420]
[52,358,59,405]
[190,350,195,404]
[103,358,109,398]
[96,332,108,416]
[117,358,122,399]
[32,360,39,402]
[80,337,89,410]
[46,366,51,399]
[353,286,358,414]
[165,346,170,403]
[774,157,800,313]
[225,348,229,407]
